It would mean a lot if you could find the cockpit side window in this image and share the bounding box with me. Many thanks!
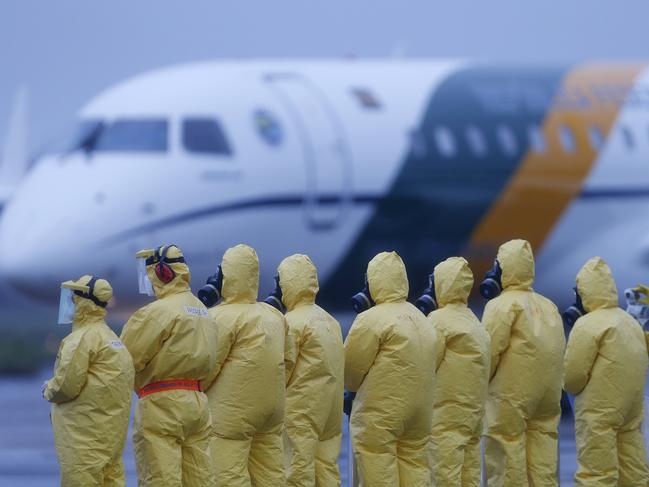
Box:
[94,119,168,152]
[182,118,232,155]
[50,119,104,155]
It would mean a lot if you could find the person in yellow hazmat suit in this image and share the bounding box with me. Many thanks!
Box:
[344,251,440,487]
[120,245,217,487]
[626,283,649,350]
[200,244,288,487]
[416,257,490,487]
[480,239,566,487]
[43,275,134,487]
[274,254,344,487]
[563,257,649,486]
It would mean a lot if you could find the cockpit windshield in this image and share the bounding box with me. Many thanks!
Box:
[54,118,168,154]
[57,119,103,154]
[94,119,168,152]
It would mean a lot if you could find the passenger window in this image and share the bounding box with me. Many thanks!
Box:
[183,118,232,155]
[621,126,634,151]
[94,119,168,152]
[497,125,517,156]
[559,125,576,153]
[588,125,604,150]
[528,125,546,153]
[433,126,456,158]
[465,126,487,157]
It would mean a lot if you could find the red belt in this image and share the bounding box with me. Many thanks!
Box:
[138,379,201,398]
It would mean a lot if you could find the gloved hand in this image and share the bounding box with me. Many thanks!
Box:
[41,380,49,399]
[343,390,356,416]
[635,284,649,305]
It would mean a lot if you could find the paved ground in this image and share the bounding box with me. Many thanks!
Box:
[0,370,581,486]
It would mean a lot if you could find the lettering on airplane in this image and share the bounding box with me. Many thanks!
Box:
[468,81,649,113]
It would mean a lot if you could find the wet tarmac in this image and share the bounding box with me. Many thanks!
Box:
[0,370,577,486]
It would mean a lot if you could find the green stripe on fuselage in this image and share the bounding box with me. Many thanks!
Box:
[320,65,567,308]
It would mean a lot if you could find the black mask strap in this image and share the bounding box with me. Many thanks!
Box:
[146,244,186,266]
[74,277,108,308]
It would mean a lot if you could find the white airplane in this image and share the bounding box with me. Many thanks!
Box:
[1,59,648,313]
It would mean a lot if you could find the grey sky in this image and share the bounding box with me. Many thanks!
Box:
[1,0,649,152]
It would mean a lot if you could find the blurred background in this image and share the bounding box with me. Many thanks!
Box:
[2,1,649,485]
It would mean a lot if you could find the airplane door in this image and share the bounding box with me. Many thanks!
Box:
[265,74,351,230]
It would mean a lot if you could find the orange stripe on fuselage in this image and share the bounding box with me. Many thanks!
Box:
[466,63,645,281]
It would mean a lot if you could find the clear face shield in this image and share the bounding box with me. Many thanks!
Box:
[136,249,156,296]
[58,281,89,325]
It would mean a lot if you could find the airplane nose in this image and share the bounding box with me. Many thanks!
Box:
[0,166,85,302]
[0,207,66,301]
[0,156,147,306]
[0,249,55,301]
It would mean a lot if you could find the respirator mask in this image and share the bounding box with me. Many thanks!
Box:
[198,265,224,308]
[563,287,586,328]
[351,275,375,314]
[415,272,438,315]
[263,275,286,313]
[480,260,503,300]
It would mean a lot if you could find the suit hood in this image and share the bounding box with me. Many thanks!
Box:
[278,254,318,311]
[221,244,259,304]
[434,257,473,307]
[146,245,191,299]
[367,251,408,304]
[576,256,618,312]
[497,239,535,291]
[71,274,112,327]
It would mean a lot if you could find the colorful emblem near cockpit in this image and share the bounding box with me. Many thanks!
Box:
[254,109,283,146]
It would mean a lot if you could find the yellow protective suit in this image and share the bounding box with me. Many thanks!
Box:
[564,257,649,486]
[427,257,490,487]
[482,239,566,487]
[344,251,440,487]
[279,254,344,487]
[44,276,134,487]
[120,245,217,487]
[202,244,288,487]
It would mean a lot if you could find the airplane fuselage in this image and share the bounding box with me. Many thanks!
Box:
[2,59,649,312]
